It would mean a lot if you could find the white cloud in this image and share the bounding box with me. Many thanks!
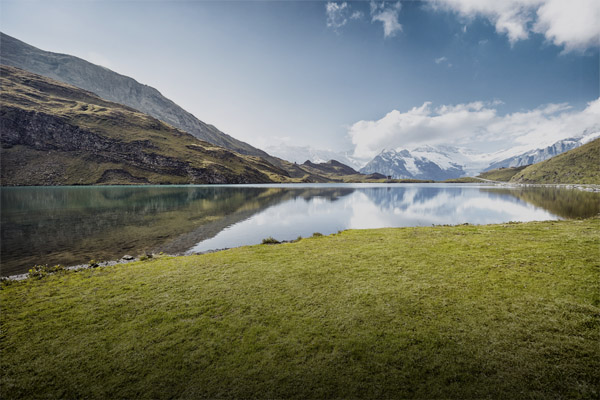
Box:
[326,2,364,32]
[533,0,600,52]
[349,98,600,161]
[350,11,364,20]
[326,2,349,31]
[370,1,402,38]
[432,0,600,52]
[434,56,452,67]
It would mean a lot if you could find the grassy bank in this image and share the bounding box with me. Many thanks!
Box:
[2,219,599,398]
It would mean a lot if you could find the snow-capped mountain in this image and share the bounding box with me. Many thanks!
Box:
[358,130,600,180]
[359,146,467,180]
[484,132,600,171]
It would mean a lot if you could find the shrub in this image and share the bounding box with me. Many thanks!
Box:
[261,237,280,245]
[28,264,66,280]
[312,232,323,237]
[88,260,99,268]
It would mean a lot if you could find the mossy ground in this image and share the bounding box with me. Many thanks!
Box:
[1,219,599,398]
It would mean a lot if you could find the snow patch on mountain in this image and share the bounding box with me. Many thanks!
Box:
[484,130,600,171]
[358,129,600,180]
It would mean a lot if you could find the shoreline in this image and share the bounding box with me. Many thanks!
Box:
[2,215,592,281]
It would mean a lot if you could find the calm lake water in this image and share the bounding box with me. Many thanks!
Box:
[2,183,599,276]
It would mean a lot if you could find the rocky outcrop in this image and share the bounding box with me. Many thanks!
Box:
[0,106,270,184]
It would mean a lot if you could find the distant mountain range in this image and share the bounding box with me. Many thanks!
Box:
[358,132,600,180]
[484,132,600,171]
[479,138,600,185]
[359,146,469,181]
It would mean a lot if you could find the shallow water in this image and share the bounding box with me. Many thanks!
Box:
[2,183,598,276]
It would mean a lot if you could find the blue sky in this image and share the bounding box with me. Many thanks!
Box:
[1,0,598,161]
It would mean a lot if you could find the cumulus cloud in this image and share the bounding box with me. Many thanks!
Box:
[349,98,600,161]
[431,0,600,52]
[370,1,402,38]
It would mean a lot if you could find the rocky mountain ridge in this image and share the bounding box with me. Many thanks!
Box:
[0,32,269,159]
[0,65,289,185]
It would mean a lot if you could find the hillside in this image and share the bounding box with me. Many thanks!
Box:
[0,32,270,158]
[477,165,529,182]
[0,65,290,185]
[2,219,598,398]
[509,138,600,184]
[484,133,600,171]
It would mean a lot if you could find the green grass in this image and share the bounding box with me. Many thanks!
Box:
[478,165,529,182]
[2,219,599,398]
[442,176,483,183]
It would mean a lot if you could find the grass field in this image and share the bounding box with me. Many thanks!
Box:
[1,219,599,398]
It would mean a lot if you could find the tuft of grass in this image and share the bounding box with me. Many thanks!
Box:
[1,219,599,399]
[312,232,323,237]
[27,264,66,280]
[261,236,280,245]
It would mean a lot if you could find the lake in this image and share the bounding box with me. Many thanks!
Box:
[2,183,599,276]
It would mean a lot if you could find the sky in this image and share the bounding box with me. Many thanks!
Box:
[1,0,599,164]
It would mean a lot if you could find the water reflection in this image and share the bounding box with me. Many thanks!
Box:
[1,184,598,276]
[188,185,565,252]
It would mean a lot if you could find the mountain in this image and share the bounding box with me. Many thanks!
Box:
[264,144,363,170]
[0,32,268,159]
[359,146,466,180]
[508,138,600,184]
[0,65,290,185]
[301,159,359,176]
[477,166,529,182]
[485,132,600,171]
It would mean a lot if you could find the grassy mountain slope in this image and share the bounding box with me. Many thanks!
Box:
[0,32,268,158]
[0,33,381,183]
[509,138,600,184]
[477,165,529,182]
[0,65,291,185]
[2,219,599,398]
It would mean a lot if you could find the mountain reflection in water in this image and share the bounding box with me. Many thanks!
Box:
[1,184,598,276]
